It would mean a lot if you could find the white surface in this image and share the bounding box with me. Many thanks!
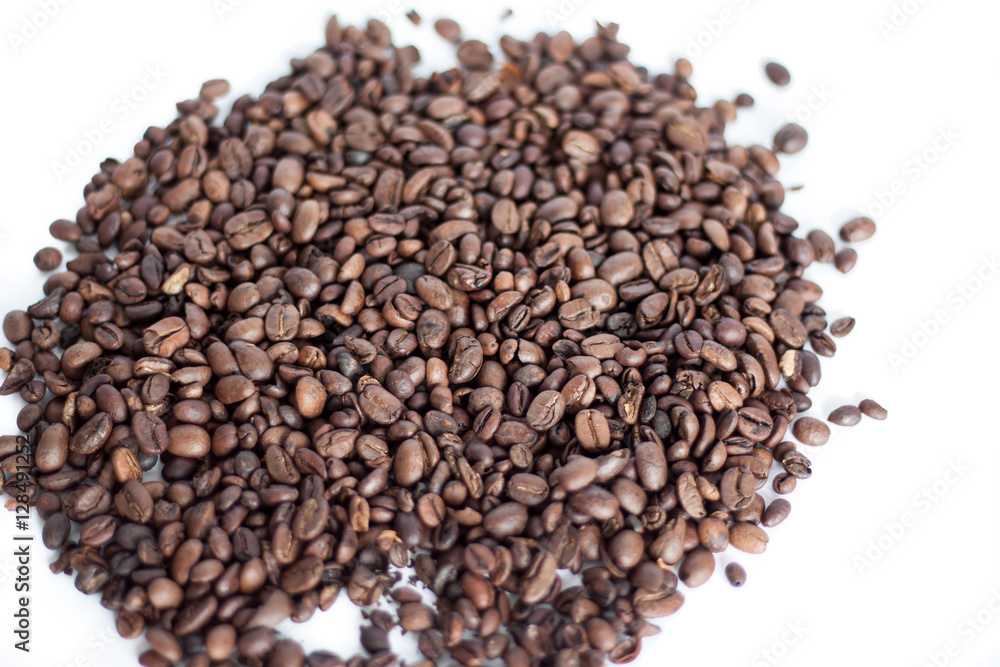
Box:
[1,0,999,665]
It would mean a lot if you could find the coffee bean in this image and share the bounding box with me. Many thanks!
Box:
[859,399,888,420]
[762,498,791,527]
[830,316,855,337]
[42,512,70,550]
[835,248,858,273]
[772,473,796,495]
[483,502,528,539]
[765,61,791,86]
[526,390,566,431]
[839,216,876,242]
[115,480,154,524]
[34,247,63,271]
[399,602,436,632]
[773,123,808,154]
[167,424,211,458]
[729,522,769,553]
[434,18,461,42]
[791,417,830,446]
[679,547,715,587]
[828,405,862,426]
[725,563,747,587]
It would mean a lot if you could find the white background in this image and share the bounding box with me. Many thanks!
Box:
[1,0,999,666]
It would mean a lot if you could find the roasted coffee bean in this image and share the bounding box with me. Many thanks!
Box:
[840,216,876,242]
[830,316,855,337]
[828,405,862,426]
[729,522,769,554]
[835,248,858,273]
[115,480,154,524]
[34,247,63,271]
[725,563,747,587]
[434,18,461,42]
[773,123,808,154]
[859,399,888,420]
[791,417,830,446]
[765,61,791,86]
[762,499,791,527]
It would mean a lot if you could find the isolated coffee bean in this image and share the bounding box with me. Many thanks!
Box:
[725,563,747,587]
[859,399,888,420]
[765,61,791,86]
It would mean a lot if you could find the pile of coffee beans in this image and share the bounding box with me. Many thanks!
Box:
[0,16,883,667]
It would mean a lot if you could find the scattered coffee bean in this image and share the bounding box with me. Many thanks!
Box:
[725,562,747,587]
[840,216,877,242]
[835,248,858,273]
[859,399,888,420]
[765,61,791,86]
[434,18,461,42]
[33,247,63,271]
[830,316,855,337]
[773,123,808,154]
[828,405,862,426]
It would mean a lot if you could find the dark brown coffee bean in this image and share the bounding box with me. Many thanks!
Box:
[525,390,566,431]
[115,480,154,523]
[34,247,63,271]
[43,512,71,550]
[483,502,528,539]
[830,316,855,337]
